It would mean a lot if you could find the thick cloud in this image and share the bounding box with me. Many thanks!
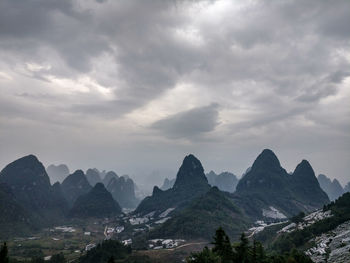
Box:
[151,103,219,139]
[0,0,349,188]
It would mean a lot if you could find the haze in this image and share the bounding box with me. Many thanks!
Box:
[0,0,349,189]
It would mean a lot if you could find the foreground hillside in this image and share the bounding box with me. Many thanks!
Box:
[149,187,250,240]
[255,192,350,262]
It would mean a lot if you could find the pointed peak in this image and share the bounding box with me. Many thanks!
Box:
[173,154,208,189]
[293,159,315,178]
[296,159,312,170]
[251,149,281,171]
[152,186,163,195]
[183,154,202,166]
[182,154,203,169]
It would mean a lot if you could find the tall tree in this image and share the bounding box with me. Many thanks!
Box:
[212,227,234,262]
[236,233,250,263]
[0,242,9,263]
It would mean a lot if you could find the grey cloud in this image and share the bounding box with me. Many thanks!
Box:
[151,103,220,139]
[0,0,350,186]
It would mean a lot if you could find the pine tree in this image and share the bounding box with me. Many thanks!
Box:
[236,233,250,263]
[107,256,115,263]
[187,247,220,263]
[0,242,9,263]
[212,227,234,263]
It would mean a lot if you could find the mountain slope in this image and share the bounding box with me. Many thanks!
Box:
[149,187,250,240]
[0,183,36,238]
[61,170,92,207]
[290,160,329,209]
[235,149,329,219]
[256,192,350,262]
[0,155,68,223]
[318,174,344,201]
[134,154,211,217]
[69,183,122,218]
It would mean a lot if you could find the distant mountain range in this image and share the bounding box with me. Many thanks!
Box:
[0,149,344,241]
[160,178,175,191]
[141,149,330,240]
[46,164,70,184]
[317,174,344,201]
[85,168,102,187]
[345,182,350,193]
[106,176,139,208]
[46,163,140,209]
[206,171,238,192]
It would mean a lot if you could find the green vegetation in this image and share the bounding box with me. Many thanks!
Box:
[150,187,250,240]
[187,228,312,263]
[77,240,151,263]
[270,192,350,252]
[78,240,131,263]
[235,150,329,219]
[69,183,121,218]
[1,242,9,263]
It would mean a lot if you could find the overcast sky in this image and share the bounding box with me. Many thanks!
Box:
[0,0,349,189]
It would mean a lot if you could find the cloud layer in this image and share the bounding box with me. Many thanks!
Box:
[0,0,349,188]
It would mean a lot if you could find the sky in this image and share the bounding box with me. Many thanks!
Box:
[0,0,349,190]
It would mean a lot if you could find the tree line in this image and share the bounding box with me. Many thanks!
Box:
[187,227,312,263]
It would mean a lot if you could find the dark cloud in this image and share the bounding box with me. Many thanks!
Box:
[0,0,349,186]
[151,104,219,139]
